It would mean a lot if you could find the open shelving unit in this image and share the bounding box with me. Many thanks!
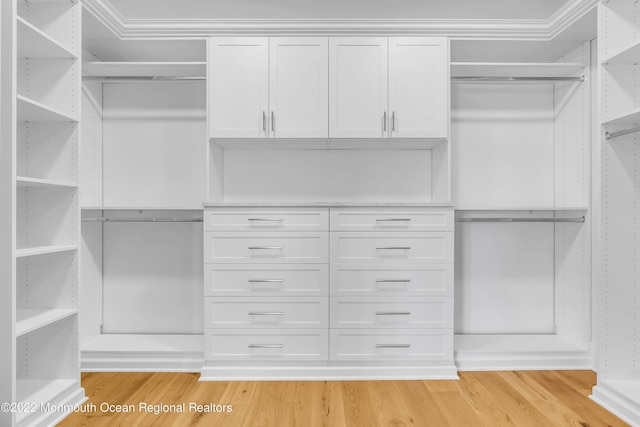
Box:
[1,0,85,425]
[592,1,640,424]
[451,43,593,370]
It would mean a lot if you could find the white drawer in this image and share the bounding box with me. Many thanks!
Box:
[331,232,453,264]
[330,297,452,329]
[204,208,328,231]
[330,329,453,361]
[205,264,328,296]
[205,329,328,361]
[330,208,453,232]
[204,297,328,328]
[330,264,453,296]
[204,232,328,264]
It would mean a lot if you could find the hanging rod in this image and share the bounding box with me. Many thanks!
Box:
[456,217,585,223]
[605,124,640,140]
[82,217,203,223]
[82,76,205,81]
[451,76,584,83]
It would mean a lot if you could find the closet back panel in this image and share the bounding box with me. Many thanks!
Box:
[451,83,554,208]
[455,219,556,334]
[102,222,203,334]
[102,82,206,208]
[223,149,432,202]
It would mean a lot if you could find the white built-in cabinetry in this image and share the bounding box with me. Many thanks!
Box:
[330,37,448,139]
[591,1,640,424]
[1,0,86,425]
[209,37,328,139]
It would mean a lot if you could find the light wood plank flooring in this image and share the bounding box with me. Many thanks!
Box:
[59,371,627,426]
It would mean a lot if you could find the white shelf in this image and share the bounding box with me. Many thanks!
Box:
[84,206,204,211]
[455,206,588,211]
[83,61,206,77]
[16,245,77,258]
[17,95,79,123]
[16,379,79,424]
[451,62,584,78]
[82,334,203,353]
[16,17,76,59]
[602,107,640,127]
[17,176,78,188]
[602,40,640,65]
[16,309,77,337]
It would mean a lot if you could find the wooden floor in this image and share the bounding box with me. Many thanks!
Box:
[59,371,627,426]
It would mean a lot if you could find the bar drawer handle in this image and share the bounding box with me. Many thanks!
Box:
[249,312,284,316]
[248,279,284,283]
[248,218,284,222]
[376,279,411,283]
[376,344,411,348]
[376,247,411,250]
[376,218,412,222]
[249,344,284,349]
[249,246,284,250]
[376,312,411,316]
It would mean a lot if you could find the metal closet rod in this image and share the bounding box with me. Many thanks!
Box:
[451,75,584,82]
[605,124,640,141]
[82,76,205,81]
[456,217,585,223]
[82,217,203,223]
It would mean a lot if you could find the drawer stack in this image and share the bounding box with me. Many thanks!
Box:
[329,208,455,364]
[203,208,329,362]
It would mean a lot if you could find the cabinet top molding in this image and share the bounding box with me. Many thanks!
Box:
[83,0,597,40]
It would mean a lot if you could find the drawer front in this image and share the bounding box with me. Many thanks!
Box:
[204,232,328,264]
[330,265,453,296]
[330,208,453,232]
[205,297,328,328]
[204,208,328,231]
[331,232,453,264]
[205,329,328,361]
[330,329,453,361]
[330,297,452,329]
[206,264,328,296]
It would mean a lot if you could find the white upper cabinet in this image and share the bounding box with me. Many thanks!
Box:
[209,38,269,138]
[208,36,449,140]
[329,37,389,138]
[270,38,328,138]
[208,37,328,139]
[389,38,448,138]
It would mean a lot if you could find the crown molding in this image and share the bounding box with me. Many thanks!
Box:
[81,0,596,40]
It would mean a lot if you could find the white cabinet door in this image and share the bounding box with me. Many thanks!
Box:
[269,38,328,138]
[329,38,388,138]
[208,37,269,138]
[389,37,448,138]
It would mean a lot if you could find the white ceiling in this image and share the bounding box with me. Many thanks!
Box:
[82,0,598,63]
[105,0,572,21]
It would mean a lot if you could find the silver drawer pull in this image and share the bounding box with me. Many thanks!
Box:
[249,246,283,250]
[249,344,284,349]
[376,311,411,316]
[249,312,284,316]
[376,247,411,250]
[248,218,283,222]
[248,279,284,283]
[376,344,411,348]
[375,218,412,222]
[376,279,411,283]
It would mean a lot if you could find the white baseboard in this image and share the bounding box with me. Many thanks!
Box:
[19,387,86,427]
[200,364,459,381]
[591,384,640,426]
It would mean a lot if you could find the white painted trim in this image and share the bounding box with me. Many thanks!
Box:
[591,384,640,427]
[455,350,594,371]
[81,355,204,372]
[200,365,459,381]
[81,0,597,40]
